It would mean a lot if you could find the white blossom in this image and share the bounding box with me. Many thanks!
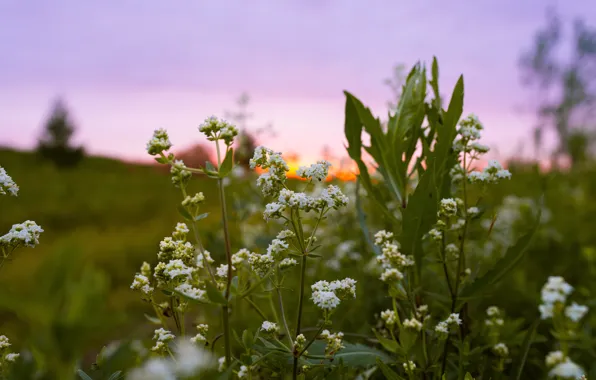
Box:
[0,167,18,196]
[175,283,206,301]
[492,343,509,357]
[381,309,397,325]
[146,128,172,156]
[0,220,44,248]
[548,358,584,379]
[163,259,193,279]
[296,160,332,182]
[131,274,154,295]
[565,302,589,322]
[260,321,279,333]
[403,318,423,331]
[546,351,565,367]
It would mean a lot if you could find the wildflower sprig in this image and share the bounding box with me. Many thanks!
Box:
[144,117,240,364]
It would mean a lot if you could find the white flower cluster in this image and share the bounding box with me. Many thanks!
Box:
[294,334,306,351]
[129,339,215,380]
[0,167,18,196]
[170,160,192,188]
[435,313,462,335]
[485,307,504,328]
[492,342,509,357]
[545,350,584,379]
[175,283,206,301]
[260,321,279,334]
[296,160,332,182]
[453,114,486,154]
[427,198,464,242]
[311,278,356,310]
[244,234,293,277]
[539,276,588,322]
[381,309,398,326]
[0,335,19,366]
[467,160,512,184]
[152,328,176,353]
[403,318,423,331]
[374,230,414,283]
[146,128,172,156]
[198,116,238,145]
[320,330,344,357]
[263,185,348,221]
[250,146,290,197]
[403,361,416,372]
[190,324,209,345]
[0,220,44,248]
[131,273,154,297]
[237,365,250,378]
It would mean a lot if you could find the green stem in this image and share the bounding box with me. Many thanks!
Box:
[245,296,268,320]
[298,323,326,356]
[216,140,233,364]
[277,278,294,347]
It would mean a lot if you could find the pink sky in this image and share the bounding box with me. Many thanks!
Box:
[1,0,595,164]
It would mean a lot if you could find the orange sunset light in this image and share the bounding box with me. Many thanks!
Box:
[255,155,358,182]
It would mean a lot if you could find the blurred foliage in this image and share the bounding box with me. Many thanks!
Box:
[3,131,596,377]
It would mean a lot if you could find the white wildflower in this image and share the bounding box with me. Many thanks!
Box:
[280,257,298,269]
[381,309,397,326]
[296,160,331,182]
[175,283,206,301]
[0,167,18,196]
[146,128,172,156]
[163,259,193,279]
[260,321,279,333]
[374,230,394,246]
[403,318,423,331]
[565,302,588,322]
[492,343,509,357]
[380,268,404,282]
[548,358,584,379]
[131,274,154,295]
[546,351,565,367]
[0,220,44,248]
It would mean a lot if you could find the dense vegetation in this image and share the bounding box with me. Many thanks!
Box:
[2,59,596,379]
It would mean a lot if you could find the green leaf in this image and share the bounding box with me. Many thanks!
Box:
[464,373,474,380]
[76,370,93,380]
[205,282,227,305]
[204,161,219,178]
[375,358,405,380]
[155,156,169,164]
[512,320,540,380]
[398,329,417,353]
[108,371,123,380]
[242,329,254,350]
[177,205,193,221]
[195,212,209,221]
[372,330,400,354]
[144,313,162,325]
[219,148,234,177]
[344,91,364,160]
[331,343,393,367]
[460,207,541,299]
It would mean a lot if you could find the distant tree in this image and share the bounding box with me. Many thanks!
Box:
[384,63,407,113]
[225,92,275,168]
[519,8,596,166]
[37,98,84,168]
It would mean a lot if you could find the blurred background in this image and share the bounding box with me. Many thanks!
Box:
[1,0,596,375]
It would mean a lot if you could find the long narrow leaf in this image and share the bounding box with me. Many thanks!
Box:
[512,320,540,380]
